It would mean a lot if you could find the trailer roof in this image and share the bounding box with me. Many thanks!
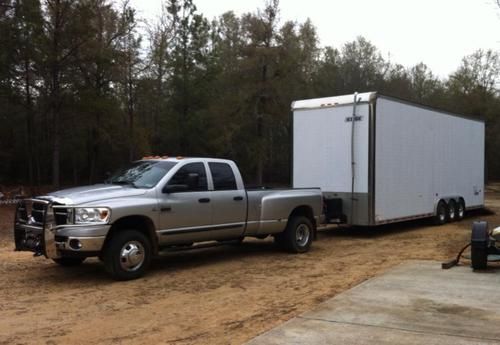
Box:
[291,92,377,110]
[291,92,484,123]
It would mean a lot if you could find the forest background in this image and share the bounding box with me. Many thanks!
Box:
[1,0,499,189]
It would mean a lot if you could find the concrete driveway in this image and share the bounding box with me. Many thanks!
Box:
[247,261,500,345]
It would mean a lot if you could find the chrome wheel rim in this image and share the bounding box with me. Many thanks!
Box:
[120,241,145,272]
[296,224,310,247]
[449,204,455,219]
[439,206,446,222]
[458,204,464,218]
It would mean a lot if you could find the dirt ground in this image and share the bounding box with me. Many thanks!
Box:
[1,190,499,345]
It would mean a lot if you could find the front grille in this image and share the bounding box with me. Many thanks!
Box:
[54,208,69,225]
[17,203,28,222]
[16,199,48,225]
[32,202,46,223]
[55,235,68,242]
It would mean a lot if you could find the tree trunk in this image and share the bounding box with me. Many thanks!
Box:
[128,50,135,162]
[50,0,62,188]
[24,59,34,186]
[52,109,60,187]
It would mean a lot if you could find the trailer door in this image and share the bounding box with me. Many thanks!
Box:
[293,103,370,224]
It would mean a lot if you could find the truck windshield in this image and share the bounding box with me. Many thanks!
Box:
[106,161,177,189]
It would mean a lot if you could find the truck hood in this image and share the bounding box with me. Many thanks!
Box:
[42,184,147,205]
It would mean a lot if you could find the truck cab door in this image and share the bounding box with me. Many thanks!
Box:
[158,162,212,244]
[208,162,247,239]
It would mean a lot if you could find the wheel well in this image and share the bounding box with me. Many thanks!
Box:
[289,205,316,229]
[105,216,158,254]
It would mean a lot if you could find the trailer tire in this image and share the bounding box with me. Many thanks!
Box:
[471,221,489,270]
[53,257,85,267]
[447,200,457,222]
[103,229,152,281]
[434,201,448,225]
[282,216,313,253]
[456,199,465,221]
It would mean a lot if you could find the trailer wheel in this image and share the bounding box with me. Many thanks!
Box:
[103,229,152,281]
[281,216,313,253]
[433,201,448,225]
[471,221,489,270]
[456,199,465,221]
[53,257,85,266]
[447,200,457,222]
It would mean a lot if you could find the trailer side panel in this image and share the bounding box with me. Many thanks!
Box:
[374,97,484,223]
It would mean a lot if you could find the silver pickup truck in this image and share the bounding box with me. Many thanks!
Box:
[14,157,322,280]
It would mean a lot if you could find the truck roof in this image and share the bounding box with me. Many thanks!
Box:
[139,157,234,164]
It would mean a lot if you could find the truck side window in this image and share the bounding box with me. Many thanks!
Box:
[168,163,208,191]
[209,162,237,190]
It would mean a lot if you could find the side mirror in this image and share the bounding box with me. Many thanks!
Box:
[163,184,189,193]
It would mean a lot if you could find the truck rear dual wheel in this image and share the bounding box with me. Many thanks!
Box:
[104,229,152,281]
[276,216,313,253]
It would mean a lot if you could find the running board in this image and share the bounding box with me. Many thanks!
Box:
[158,239,242,254]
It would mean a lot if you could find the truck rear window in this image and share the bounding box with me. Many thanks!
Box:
[209,163,237,190]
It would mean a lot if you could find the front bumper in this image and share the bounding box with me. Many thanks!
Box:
[14,199,110,258]
[54,226,109,254]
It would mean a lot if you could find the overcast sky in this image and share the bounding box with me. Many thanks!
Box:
[130,0,500,78]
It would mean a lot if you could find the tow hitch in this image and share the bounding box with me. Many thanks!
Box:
[442,221,500,269]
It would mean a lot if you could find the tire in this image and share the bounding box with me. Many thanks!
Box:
[103,229,152,281]
[53,257,85,266]
[281,216,314,253]
[456,199,465,221]
[433,201,448,225]
[471,221,489,270]
[447,200,457,222]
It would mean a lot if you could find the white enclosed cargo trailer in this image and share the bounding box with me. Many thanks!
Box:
[292,92,485,226]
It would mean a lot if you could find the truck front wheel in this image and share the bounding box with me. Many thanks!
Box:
[280,216,313,253]
[103,229,152,281]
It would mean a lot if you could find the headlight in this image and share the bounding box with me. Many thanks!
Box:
[74,207,111,224]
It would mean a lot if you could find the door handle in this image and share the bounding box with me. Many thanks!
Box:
[233,196,244,201]
[198,198,211,203]
[160,206,171,212]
